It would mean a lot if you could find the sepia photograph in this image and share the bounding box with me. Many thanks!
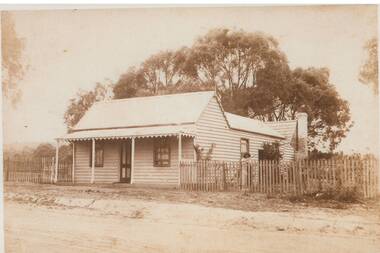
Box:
[2,4,380,253]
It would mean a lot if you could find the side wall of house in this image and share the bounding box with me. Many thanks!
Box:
[74,141,119,184]
[278,139,295,161]
[132,136,194,186]
[195,96,294,161]
[266,121,297,161]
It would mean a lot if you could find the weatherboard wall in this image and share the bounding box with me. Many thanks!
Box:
[265,121,297,161]
[132,136,194,186]
[194,96,295,161]
[73,141,119,184]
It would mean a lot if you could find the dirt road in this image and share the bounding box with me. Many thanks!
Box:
[4,184,380,253]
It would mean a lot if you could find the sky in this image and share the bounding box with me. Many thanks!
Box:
[3,5,379,154]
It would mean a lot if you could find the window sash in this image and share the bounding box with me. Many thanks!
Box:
[89,142,104,167]
[154,139,171,167]
[258,149,264,161]
[240,138,249,157]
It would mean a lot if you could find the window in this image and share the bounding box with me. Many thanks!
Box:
[154,138,171,167]
[240,138,250,158]
[89,142,104,167]
[260,142,282,161]
[258,149,264,161]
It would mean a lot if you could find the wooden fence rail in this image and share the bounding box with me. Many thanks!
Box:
[3,157,72,184]
[180,157,379,198]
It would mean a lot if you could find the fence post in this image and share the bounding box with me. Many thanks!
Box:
[50,157,55,184]
[29,160,33,183]
[376,157,379,197]
[299,160,302,194]
[305,159,310,194]
[222,162,226,191]
[5,158,9,181]
[292,160,297,195]
[365,157,369,198]
[332,158,336,189]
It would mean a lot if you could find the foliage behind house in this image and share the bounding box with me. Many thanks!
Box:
[64,28,352,152]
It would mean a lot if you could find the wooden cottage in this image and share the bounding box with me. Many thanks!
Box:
[57,91,307,185]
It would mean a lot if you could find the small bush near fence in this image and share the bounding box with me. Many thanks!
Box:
[180,156,379,199]
[3,157,72,184]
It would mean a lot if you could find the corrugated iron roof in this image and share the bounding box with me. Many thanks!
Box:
[224,112,284,139]
[74,91,215,130]
[62,124,196,141]
[64,90,292,141]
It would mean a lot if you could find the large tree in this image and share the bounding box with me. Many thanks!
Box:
[274,68,351,151]
[186,29,288,93]
[186,28,291,116]
[113,50,208,99]
[2,11,28,106]
[226,68,351,151]
[140,49,190,94]
[359,37,378,94]
[113,67,150,99]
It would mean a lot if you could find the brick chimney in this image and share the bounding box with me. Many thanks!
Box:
[295,112,308,160]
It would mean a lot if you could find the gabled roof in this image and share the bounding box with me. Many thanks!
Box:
[63,90,291,141]
[224,112,284,139]
[264,120,297,141]
[74,91,215,131]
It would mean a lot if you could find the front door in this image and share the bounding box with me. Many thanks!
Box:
[120,140,132,183]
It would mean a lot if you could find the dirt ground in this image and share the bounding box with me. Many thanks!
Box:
[4,183,380,253]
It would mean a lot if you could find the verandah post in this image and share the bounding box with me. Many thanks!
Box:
[91,138,95,184]
[178,132,182,187]
[131,137,135,184]
[72,142,75,183]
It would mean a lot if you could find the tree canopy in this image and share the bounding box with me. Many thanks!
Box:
[64,81,113,129]
[287,68,352,151]
[65,28,352,152]
[359,37,378,95]
[187,29,288,93]
[2,12,28,107]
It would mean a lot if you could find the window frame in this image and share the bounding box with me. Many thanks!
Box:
[258,149,264,161]
[240,138,250,158]
[89,142,104,167]
[153,138,171,167]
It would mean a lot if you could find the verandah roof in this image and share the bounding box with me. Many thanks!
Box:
[60,124,195,141]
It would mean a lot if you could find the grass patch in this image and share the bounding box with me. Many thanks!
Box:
[287,187,363,209]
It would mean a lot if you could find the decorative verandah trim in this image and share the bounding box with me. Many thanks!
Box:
[57,132,195,142]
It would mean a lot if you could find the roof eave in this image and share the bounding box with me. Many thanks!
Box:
[61,133,196,141]
[230,127,285,139]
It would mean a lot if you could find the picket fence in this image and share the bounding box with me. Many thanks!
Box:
[3,157,72,183]
[179,157,379,198]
